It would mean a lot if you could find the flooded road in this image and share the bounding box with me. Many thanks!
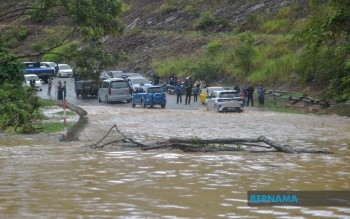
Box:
[1,80,350,218]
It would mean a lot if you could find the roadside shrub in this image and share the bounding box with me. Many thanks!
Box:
[186,60,223,82]
[0,83,42,133]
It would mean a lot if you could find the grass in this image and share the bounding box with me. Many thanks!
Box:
[39,99,57,107]
[54,111,76,116]
[40,121,74,134]
[40,122,64,133]
[259,94,306,114]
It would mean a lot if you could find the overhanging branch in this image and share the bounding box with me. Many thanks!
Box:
[0,30,75,64]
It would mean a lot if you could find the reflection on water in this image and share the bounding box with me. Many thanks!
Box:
[0,135,349,218]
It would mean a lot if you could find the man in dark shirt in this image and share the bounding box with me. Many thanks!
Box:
[247,84,254,107]
[184,76,193,105]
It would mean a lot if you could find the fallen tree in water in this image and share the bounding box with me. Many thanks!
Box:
[89,124,334,154]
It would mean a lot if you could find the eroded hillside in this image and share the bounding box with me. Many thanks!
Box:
[107,0,309,72]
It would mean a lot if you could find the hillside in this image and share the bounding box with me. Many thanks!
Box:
[108,0,309,73]
[1,0,349,104]
[1,0,308,73]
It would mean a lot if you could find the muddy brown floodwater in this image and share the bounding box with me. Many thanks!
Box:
[0,106,350,218]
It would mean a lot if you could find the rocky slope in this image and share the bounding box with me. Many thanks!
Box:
[105,0,309,72]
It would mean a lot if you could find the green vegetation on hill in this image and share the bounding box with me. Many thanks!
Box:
[151,1,349,102]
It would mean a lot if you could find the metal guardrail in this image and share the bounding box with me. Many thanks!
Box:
[266,90,330,107]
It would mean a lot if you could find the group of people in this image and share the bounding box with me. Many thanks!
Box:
[174,76,201,105]
[47,78,66,101]
[236,83,266,107]
[56,80,67,101]
[166,75,266,107]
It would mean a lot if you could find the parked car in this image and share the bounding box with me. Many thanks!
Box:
[40,61,58,75]
[199,86,225,105]
[98,78,131,104]
[23,74,43,91]
[206,90,244,113]
[131,85,166,108]
[57,64,73,77]
[22,62,55,83]
[127,76,152,92]
[75,79,100,98]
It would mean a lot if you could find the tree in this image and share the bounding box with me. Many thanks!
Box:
[0,0,125,132]
[234,32,255,77]
[296,0,350,101]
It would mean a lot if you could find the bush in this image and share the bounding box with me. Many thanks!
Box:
[207,40,222,54]
[195,11,216,29]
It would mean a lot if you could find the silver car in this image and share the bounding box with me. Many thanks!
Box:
[206,90,244,113]
[98,78,131,104]
[127,76,152,92]
[57,64,73,77]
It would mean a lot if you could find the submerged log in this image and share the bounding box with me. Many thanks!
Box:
[89,124,334,154]
[142,136,300,154]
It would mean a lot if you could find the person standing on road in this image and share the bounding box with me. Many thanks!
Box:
[63,81,67,100]
[247,84,254,107]
[47,77,52,96]
[30,78,35,89]
[192,84,200,102]
[184,76,193,105]
[57,80,63,101]
[175,82,183,104]
[257,83,265,107]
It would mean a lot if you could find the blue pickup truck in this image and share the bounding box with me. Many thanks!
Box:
[22,62,55,83]
[131,85,166,109]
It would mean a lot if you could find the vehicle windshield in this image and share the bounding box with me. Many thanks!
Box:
[108,71,124,78]
[131,78,150,84]
[59,65,71,70]
[208,87,225,93]
[25,76,40,81]
[148,87,164,93]
[219,92,239,98]
[23,62,40,68]
[111,81,129,89]
[47,63,57,68]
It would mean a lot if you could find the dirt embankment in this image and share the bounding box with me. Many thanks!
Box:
[106,0,309,72]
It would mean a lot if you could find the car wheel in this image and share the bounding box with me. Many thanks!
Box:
[141,100,146,109]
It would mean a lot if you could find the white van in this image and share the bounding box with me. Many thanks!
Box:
[98,78,131,103]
